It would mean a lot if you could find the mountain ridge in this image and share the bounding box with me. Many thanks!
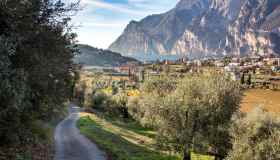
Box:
[109,0,280,59]
[75,44,139,66]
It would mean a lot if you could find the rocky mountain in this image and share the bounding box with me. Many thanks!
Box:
[75,44,139,67]
[109,0,280,59]
[227,0,280,56]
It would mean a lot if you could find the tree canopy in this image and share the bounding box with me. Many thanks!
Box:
[0,0,79,146]
[126,74,242,159]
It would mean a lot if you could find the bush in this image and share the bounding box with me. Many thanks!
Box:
[227,107,280,160]
[110,92,129,118]
[91,90,130,118]
[127,97,141,120]
[91,91,109,110]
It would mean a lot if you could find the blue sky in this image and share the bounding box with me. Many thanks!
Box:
[68,0,179,49]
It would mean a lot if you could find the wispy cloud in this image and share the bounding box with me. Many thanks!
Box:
[81,0,148,16]
[83,21,128,28]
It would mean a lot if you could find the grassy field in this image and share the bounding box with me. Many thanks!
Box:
[241,89,280,113]
[77,113,180,160]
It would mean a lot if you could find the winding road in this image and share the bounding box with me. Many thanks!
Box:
[54,104,107,160]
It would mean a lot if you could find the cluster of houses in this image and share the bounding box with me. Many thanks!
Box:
[114,62,145,82]
[215,55,280,79]
[219,55,280,70]
[115,54,280,78]
[83,54,280,90]
[212,54,280,90]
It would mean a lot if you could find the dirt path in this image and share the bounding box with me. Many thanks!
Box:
[54,104,107,160]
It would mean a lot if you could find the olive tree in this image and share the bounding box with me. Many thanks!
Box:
[227,107,280,160]
[127,76,177,127]
[156,74,242,159]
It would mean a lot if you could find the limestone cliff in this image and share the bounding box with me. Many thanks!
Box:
[109,0,280,59]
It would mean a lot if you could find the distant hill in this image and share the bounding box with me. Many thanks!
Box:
[75,44,139,67]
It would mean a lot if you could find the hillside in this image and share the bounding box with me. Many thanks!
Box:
[75,44,139,66]
[109,0,280,59]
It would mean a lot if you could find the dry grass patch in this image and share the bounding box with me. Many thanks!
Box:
[241,89,280,113]
[79,112,156,149]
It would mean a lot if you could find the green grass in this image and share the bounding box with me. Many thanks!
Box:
[111,121,156,139]
[77,115,180,160]
[103,115,156,139]
[191,152,215,160]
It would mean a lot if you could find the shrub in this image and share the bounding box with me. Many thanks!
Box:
[227,107,280,160]
[91,90,130,118]
[127,97,141,121]
[91,91,109,110]
[111,92,129,118]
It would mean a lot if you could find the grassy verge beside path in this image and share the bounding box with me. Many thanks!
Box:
[77,112,180,160]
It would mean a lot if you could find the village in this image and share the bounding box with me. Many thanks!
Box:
[81,54,280,91]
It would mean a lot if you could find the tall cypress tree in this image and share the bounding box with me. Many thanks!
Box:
[241,73,245,85]
[247,74,252,86]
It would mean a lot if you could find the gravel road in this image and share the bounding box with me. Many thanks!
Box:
[54,104,107,160]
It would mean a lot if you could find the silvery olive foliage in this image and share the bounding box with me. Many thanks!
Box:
[227,107,280,160]
[127,74,242,159]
